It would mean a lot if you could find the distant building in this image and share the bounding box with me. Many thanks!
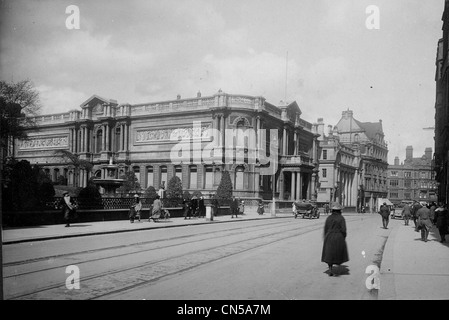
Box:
[316,110,388,212]
[434,0,449,203]
[388,146,437,204]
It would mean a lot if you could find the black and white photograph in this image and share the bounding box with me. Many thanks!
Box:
[0,0,448,305]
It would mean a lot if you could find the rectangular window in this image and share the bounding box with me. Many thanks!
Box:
[322,150,328,160]
[390,171,398,177]
[322,168,327,178]
[146,167,153,188]
[390,179,398,187]
[189,165,197,189]
[404,171,411,178]
[204,166,213,189]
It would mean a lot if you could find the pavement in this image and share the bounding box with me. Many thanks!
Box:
[2,210,449,300]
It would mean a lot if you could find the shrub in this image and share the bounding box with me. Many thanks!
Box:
[216,170,233,206]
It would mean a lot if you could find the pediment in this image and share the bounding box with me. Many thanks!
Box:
[80,95,114,109]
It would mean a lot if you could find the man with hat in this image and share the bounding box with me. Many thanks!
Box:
[61,191,76,227]
[321,202,349,276]
[378,202,390,229]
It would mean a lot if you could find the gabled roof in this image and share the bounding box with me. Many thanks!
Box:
[80,95,116,108]
[354,120,384,140]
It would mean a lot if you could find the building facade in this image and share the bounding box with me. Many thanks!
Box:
[435,0,449,204]
[14,91,319,201]
[316,110,388,212]
[388,146,438,204]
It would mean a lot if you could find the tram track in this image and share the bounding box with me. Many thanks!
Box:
[6,216,362,300]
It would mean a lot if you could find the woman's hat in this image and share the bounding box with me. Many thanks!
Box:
[134,194,140,198]
[331,202,343,211]
[63,191,69,196]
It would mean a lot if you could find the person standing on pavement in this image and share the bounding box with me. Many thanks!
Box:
[61,191,76,227]
[257,199,264,215]
[416,204,433,242]
[433,202,448,243]
[198,196,206,218]
[149,195,162,222]
[239,199,245,215]
[183,197,192,219]
[321,202,349,276]
[230,196,239,218]
[402,203,412,226]
[129,194,142,223]
[378,202,390,229]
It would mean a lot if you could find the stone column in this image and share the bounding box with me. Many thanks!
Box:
[291,172,296,201]
[283,128,287,155]
[124,124,129,151]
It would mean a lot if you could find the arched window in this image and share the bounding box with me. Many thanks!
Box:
[96,129,103,153]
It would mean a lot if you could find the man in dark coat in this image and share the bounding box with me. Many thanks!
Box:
[321,202,349,276]
[402,203,412,226]
[183,197,192,219]
[416,204,433,242]
[433,202,448,243]
[411,201,422,231]
[378,202,390,229]
[230,196,239,218]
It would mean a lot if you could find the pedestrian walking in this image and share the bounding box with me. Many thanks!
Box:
[402,203,412,226]
[433,202,448,243]
[292,202,297,217]
[129,194,142,223]
[416,204,433,242]
[378,202,390,229]
[411,200,422,231]
[212,197,219,217]
[230,196,239,218]
[429,202,437,221]
[183,197,192,219]
[324,203,329,215]
[60,191,76,227]
[191,196,198,218]
[257,200,264,215]
[321,202,349,277]
[149,195,162,222]
[239,199,245,215]
[198,196,206,218]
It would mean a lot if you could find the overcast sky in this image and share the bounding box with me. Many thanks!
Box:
[0,0,444,164]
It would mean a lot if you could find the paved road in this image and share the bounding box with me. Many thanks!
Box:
[3,214,391,300]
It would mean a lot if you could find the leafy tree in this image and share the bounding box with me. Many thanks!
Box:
[77,179,103,209]
[117,170,141,195]
[55,150,93,188]
[215,170,233,206]
[144,185,158,199]
[4,160,40,210]
[166,176,183,207]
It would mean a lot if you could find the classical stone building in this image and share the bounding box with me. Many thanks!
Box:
[14,90,319,201]
[387,146,438,204]
[316,110,388,212]
[435,0,449,204]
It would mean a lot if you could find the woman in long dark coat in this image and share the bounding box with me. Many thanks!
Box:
[433,202,448,243]
[321,202,349,276]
